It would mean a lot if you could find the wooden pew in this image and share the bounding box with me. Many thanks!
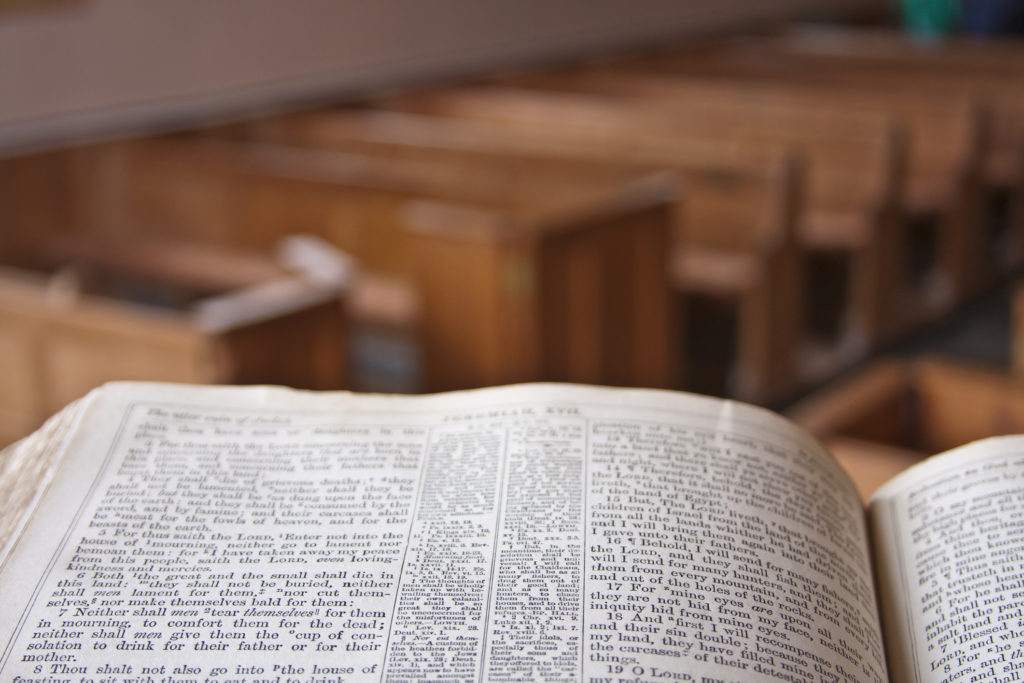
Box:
[405,199,675,393]
[494,62,988,306]
[358,86,903,376]
[787,358,1024,502]
[223,107,804,402]
[748,27,1024,279]
[622,43,1022,282]
[72,136,679,394]
[0,234,349,447]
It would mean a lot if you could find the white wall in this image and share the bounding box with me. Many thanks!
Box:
[0,0,875,156]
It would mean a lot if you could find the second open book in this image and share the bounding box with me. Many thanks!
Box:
[0,382,1020,682]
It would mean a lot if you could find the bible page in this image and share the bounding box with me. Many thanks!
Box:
[0,396,91,567]
[871,436,1024,683]
[0,381,885,682]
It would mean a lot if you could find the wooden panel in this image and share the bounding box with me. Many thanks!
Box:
[404,198,676,391]
[43,307,210,415]
[0,271,50,445]
[913,360,1024,454]
[788,359,913,444]
[402,204,512,390]
[214,299,347,390]
[825,436,926,504]
[0,269,208,422]
[791,358,1024,466]
[0,150,76,264]
[63,142,134,241]
[540,202,675,388]
[0,236,350,444]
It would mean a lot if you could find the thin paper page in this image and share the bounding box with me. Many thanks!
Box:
[1,381,884,682]
[871,436,1024,683]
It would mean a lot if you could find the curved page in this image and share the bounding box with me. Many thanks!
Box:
[871,436,1024,683]
[1,382,883,682]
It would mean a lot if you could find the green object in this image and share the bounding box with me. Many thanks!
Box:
[901,0,961,38]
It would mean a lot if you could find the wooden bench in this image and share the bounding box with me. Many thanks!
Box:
[225,107,804,402]
[68,136,679,394]
[0,234,349,446]
[752,27,1024,278]
[496,61,990,309]
[626,43,1021,285]
[787,358,1024,502]
[364,85,903,380]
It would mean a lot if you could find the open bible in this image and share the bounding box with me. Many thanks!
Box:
[0,382,1020,683]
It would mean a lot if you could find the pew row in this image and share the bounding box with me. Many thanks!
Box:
[620,41,1024,283]
[71,137,680,394]
[361,86,902,376]
[0,234,349,446]
[220,108,804,402]
[489,64,987,313]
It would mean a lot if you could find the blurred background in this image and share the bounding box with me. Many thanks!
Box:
[3,0,1024,500]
